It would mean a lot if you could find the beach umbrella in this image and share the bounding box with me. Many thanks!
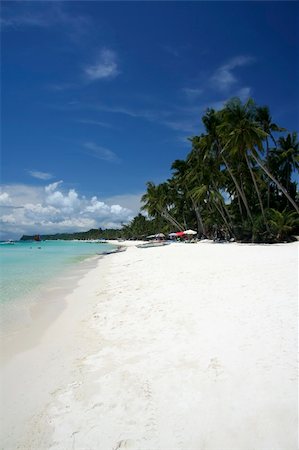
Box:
[183,229,197,235]
[155,233,165,238]
[176,231,185,237]
[168,232,177,237]
[146,234,156,239]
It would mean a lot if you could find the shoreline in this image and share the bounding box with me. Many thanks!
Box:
[0,242,124,358]
[1,241,298,449]
[0,251,114,449]
[0,253,102,363]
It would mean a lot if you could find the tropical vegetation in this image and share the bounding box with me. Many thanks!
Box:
[139,97,299,243]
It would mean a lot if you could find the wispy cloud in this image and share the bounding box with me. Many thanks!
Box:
[211,55,255,92]
[94,102,199,133]
[1,5,51,29]
[1,3,90,37]
[161,44,179,57]
[47,82,78,92]
[76,119,115,129]
[46,52,253,137]
[84,49,119,81]
[83,142,121,163]
[28,170,54,180]
[182,87,203,100]
[236,86,252,101]
[162,119,198,133]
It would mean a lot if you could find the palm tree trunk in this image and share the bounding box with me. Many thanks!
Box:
[213,199,234,237]
[251,153,299,214]
[161,211,180,230]
[190,196,205,234]
[219,201,235,237]
[210,182,235,235]
[236,193,244,219]
[183,214,188,230]
[245,152,271,233]
[154,204,184,231]
[221,154,253,222]
[162,209,184,231]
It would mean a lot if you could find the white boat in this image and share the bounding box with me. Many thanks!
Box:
[136,241,169,249]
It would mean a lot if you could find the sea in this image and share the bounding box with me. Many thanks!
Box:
[0,239,116,331]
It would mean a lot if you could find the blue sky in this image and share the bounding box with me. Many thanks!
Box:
[1,1,298,238]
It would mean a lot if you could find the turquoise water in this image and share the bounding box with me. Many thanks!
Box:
[0,240,116,305]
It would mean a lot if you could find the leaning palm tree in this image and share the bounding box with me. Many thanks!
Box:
[274,133,299,193]
[141,181,184,230]
[256,106,285,207]
[218,98,269,229]
[171,158,205,234]
[250,151,299,214]
[202,108,254,223]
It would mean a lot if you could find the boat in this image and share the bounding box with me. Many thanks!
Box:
[33,234,41,242]
[136,241,169,249]
[0,239,15,245]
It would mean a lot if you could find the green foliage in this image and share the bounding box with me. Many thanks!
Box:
[140,97,298,243]
[266,209,299,241]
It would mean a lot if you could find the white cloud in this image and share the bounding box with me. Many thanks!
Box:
[28,170,54,180]
[0,192,12,205]
[162,119,198,133]
[76,119,114,129]
[84,49,119,81]
[211,55,255,92]
[45,181,63,193]
[83,142,121,163]
[95,103,199,132]
[237,86,252,101]
[103,193,143,216]
[46,188,80,213]
[0,182,135,240]
[182,87,203,100]
[1,3,90,35]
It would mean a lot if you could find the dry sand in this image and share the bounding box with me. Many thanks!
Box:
[0,241,298,450]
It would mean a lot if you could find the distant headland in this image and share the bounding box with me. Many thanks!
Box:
[20,228,122,241]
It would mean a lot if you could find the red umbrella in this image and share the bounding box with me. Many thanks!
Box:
[176,231,185,237]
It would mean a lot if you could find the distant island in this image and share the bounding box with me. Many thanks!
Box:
[20,228,122,241]
[20,215,173,242]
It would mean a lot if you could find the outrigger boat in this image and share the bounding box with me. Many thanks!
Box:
[136,241,169,249]
[0,239,15,245]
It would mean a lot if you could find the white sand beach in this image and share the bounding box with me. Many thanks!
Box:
[0,241,298,450]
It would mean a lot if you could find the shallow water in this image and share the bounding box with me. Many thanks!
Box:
[0,240,115,329]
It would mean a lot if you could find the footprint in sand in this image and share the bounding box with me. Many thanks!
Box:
[114,439,135,449]
[207,357,224,379]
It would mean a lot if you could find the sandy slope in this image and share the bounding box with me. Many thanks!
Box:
[1,241,298,450]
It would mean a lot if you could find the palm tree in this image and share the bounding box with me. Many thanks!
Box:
[275,133,299,192]
[202,108,254,223]
[141,181,184,230]
[139,97,297,242]
[250,152,299,214]
[256,106,285,207]
[171,158,205,234]
[218,98,269,229]
[267,208,299,241]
